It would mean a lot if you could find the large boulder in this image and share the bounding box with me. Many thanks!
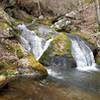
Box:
[39,32,76,68]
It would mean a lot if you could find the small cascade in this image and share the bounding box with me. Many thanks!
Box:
[17,24,53,60]
[69,35,97,71]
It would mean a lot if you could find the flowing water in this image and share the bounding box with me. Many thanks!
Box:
[17,25,98,71]
[69,35,98,71]
[2,24,98,100]
[17,24,53,60]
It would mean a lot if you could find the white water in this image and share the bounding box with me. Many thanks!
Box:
[17,24,53,60]
[70,36,98,71]
[47,68,63,79]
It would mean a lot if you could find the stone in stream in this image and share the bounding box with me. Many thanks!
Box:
[39,32,76,68]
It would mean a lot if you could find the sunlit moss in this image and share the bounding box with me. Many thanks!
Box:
[0,60,16,70]
[36,17,53,26]
[52,32,71,57]
[0,22,10,29]
[3,41,24,59]
[26,53,47,76]
[71,31,96,46]
[40,32,72,63]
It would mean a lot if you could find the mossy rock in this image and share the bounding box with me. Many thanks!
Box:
[2,39,24,59]
[0,59,19,88]
[71,31,96,46]
[0,21,14,38]
[27,54,47,76]
[0,46,47,87]
[51,32,71,56]
[18,53,48,78]
[96,57,100,65]
[36,17,53,26]
[96,50,100,65]
[40,32,72,62]
[39,33,75,68]
[0,22,10,29]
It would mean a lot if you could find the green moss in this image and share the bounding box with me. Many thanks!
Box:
[0,70,18,77]
[16,45,24,59]
[52,32,72,57]
[0,22,10,29]
[84,0,93,3]
[14,18,24,25]
[3,41,24,59]
[5,43,15,53]
[27,53,47,76]
[40,33,72,63]
[0,60,17,78]
[39,46,51,63]
[36,17,53,26]
[96,56,100,65]
[25,15,33,23]
[71,31,96,46]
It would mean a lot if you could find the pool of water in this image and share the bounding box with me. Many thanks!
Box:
[0,66,100,100]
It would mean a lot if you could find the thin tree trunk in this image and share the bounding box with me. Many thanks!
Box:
[94,0,100,26]
[37,0,42,16]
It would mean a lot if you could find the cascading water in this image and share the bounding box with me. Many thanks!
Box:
[17,24,53,60]
[69,35,97,71]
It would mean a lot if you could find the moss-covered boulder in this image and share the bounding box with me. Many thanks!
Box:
[39,32,76,68]
[18,53,47,78]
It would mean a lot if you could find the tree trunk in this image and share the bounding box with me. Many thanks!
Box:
[94,0,100,26]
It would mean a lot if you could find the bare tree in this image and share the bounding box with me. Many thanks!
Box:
[94,0,100,26]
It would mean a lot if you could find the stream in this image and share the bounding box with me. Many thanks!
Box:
[0,68,100,100]
[0,24,100,100]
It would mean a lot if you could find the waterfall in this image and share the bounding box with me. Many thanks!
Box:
[69,35,97,71]
[17,24,53,60]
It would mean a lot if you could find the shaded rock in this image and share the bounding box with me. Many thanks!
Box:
[16,0,55,17]
[5,7,33,23]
